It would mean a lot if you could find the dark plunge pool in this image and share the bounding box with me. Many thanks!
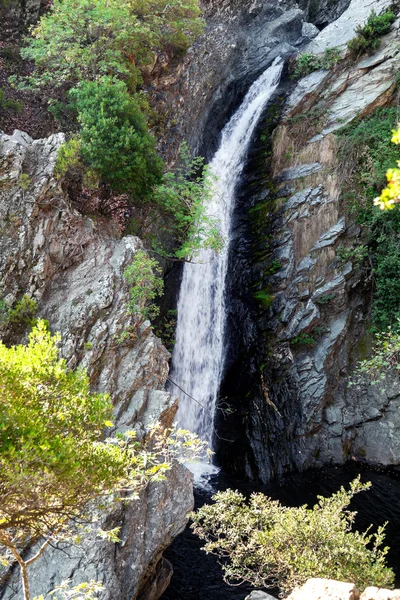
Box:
[161,464,400,600]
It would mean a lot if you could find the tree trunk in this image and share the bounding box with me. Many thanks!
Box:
[20,561,31,600]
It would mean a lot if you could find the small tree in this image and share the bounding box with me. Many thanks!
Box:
[191,478,394,597]
[68,78,164,199]
[0,320,170,600]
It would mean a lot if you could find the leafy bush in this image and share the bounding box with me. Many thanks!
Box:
[337,108,400,330]
[191,478,394,598]
[0,320,170,599]
[18,0,203,91]
[336,244,368,266]
[347,9,395,58]
[0,320,207,599]
[151,146,223,260]
[292,47,341,80]
[69,78,163,198]
[290,332,316,347]
[7,294,37,328]
[124,249,164,322]
[0,88,23,112]
[351,321,400,384]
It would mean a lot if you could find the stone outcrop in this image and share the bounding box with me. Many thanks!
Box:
[152,0,353,164]
[287,579,400,600]
[245,579,400,600]
[0,130,193,599]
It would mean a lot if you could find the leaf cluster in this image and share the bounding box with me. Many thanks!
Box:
[151,145,223,260]
[351,321,400,384]
[347,9,395,58]
[0,320,167,546]
[291,47,342,80]
[124,249,164,321]
[69,78,163,199]
[191,478,394,597]
[17,0,203,91]
[337,108,400,331]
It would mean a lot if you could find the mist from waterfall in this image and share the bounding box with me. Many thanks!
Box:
[169,58,284,478]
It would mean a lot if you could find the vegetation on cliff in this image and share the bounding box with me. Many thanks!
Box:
[0,320,206,600]
[337,108,400,332]
[9,0,219,263]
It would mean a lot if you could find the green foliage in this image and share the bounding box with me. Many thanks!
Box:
[351,322,400,384]
[151,145,223,261]
[336,244,368,266]
[69,78,163,198]
[55,137,84,180]
[18,0,203,91]
[253,290,275,309]
[290,332,316,347]
[292,47,341,80]
[0,88,23,112]
[191,478,394,597]
[347,9,395,58]
[264,259,282,276]
[337,108,400,330]
[7,294,37,328]
[124,249,164,321]
[0,320,208,599]
[315,293,335,305]
[0,321,147,535]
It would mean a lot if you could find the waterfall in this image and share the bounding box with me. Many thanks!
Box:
[169,58,284,473]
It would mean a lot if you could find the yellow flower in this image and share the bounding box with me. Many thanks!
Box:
[392,126,400,145]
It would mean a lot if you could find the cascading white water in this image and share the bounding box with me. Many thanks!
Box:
[169,58,284,473]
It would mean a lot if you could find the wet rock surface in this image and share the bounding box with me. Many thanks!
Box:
[217,6,400,482]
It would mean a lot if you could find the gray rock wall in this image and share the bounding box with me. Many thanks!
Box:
[0,130,193,599]
[222,3,400,481]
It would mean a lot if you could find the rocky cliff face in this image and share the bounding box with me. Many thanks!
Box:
[217,0,400,482]
[0,131,193,599]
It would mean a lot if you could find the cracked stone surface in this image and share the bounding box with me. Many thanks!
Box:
[242,14,400,479]
[0,130,193,600]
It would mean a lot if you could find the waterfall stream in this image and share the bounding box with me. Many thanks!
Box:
[169,58,284,475]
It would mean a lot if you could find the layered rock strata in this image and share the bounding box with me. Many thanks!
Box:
[218,0,400,481]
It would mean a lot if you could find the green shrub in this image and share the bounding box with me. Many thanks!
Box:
[151,146,223,261]
[0,88,23,113]
[336,244,368,266]
[290,332,316,347]
[55,137,85,180]
[124,249,164,322]
[315,293,335,305]
[347,9,395,58]
[337,108,400,330]
[292,47,341,79]
[191,478,394,597]
[351,321,400,384]
[17,0,204,91]
[7,295,37,328]
[69,78,163,199]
